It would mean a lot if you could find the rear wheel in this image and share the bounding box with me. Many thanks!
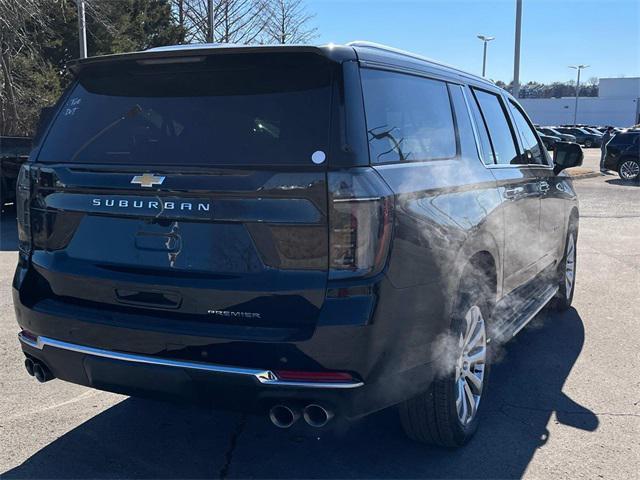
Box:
[551,227,577,311]
[584,139,593,148]
[618,159,640,181]
[399,270,491,447]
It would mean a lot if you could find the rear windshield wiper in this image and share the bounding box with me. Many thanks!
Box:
[70,104,143,162]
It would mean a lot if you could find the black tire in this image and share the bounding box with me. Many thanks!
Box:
[584,140,592,148]
[618,158,640,182]
[551,225,577,311]
[399,268,493,447]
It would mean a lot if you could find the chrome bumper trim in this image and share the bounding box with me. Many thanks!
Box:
[18,333,364,389]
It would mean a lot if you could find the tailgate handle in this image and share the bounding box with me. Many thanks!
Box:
[115,289,182,309]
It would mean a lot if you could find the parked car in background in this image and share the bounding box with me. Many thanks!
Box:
[583,127,604,137]
[0,136,32,207]
[603,130,640,181]
[555,127,602,147]
[537,127,577,143]
[538,133,562,150]
[14,41,584,448]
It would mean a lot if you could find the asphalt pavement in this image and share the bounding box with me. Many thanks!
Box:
[1,149,638,479]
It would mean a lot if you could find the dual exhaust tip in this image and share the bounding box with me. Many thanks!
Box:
[24,357,54,383]
[269,403,333,429]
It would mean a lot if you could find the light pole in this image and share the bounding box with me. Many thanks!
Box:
[477,35,495,77]
[76,0,87,59]
[207,0,215,43]
[512,0,522,98]
[569,64,589,126]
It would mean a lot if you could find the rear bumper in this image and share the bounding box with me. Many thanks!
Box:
[13,278,440,419]
[19,332,363,389]
[18,331,370,417]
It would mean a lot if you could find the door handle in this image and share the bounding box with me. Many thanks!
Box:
[504,186,524,199]
[539,181,550,193]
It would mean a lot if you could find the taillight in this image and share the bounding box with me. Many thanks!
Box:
[328,168,394,280]
[16,164,32,257]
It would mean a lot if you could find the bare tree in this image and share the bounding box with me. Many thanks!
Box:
[0,0,120,135]
[215,0,266,43]
[0,0,49,134]
[262,0,317,44]
[172,0,267,44]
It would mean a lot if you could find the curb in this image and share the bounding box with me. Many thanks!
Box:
[567,171,602,180]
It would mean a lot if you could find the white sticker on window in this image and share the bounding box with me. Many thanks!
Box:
[311,150,326,164]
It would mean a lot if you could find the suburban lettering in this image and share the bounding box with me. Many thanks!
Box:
[90,198,212,214]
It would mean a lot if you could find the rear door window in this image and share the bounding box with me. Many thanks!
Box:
[361,69,457,164]
[472,89,519,165]
[37,53,333,166]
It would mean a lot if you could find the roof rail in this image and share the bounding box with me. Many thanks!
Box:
[347,40,493,86]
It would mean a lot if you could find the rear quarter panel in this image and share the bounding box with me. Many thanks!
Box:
[372,156,502,372]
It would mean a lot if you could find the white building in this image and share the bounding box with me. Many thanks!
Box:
[519,77,640,127]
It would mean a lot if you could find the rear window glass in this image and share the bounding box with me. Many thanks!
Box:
[361,69,456,164]
[610,133,639,145]
[38,53,333,166]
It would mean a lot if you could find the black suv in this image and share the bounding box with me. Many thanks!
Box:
[14,42,582,447]
[603,131,640,181]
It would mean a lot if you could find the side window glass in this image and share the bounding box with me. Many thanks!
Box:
[361,69,457,164]
[508,100,547,165]
[472,89,519,165]
[466,87,495,165]
[448,84,481,162]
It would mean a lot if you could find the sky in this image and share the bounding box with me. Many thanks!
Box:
[307,0,640,84]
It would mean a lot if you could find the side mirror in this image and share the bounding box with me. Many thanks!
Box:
[553,142,583,174]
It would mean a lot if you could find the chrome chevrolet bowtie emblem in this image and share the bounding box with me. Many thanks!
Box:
[131,173,165,188]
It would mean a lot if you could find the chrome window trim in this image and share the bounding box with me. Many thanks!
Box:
[18,333,364,389]
[358,60,462,86]
[485,163,553,170]
[458,84,486,165]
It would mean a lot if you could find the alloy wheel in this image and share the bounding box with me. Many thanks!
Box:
[455,305,487,425]
[565,233,576,298]
[619,160,640,180]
